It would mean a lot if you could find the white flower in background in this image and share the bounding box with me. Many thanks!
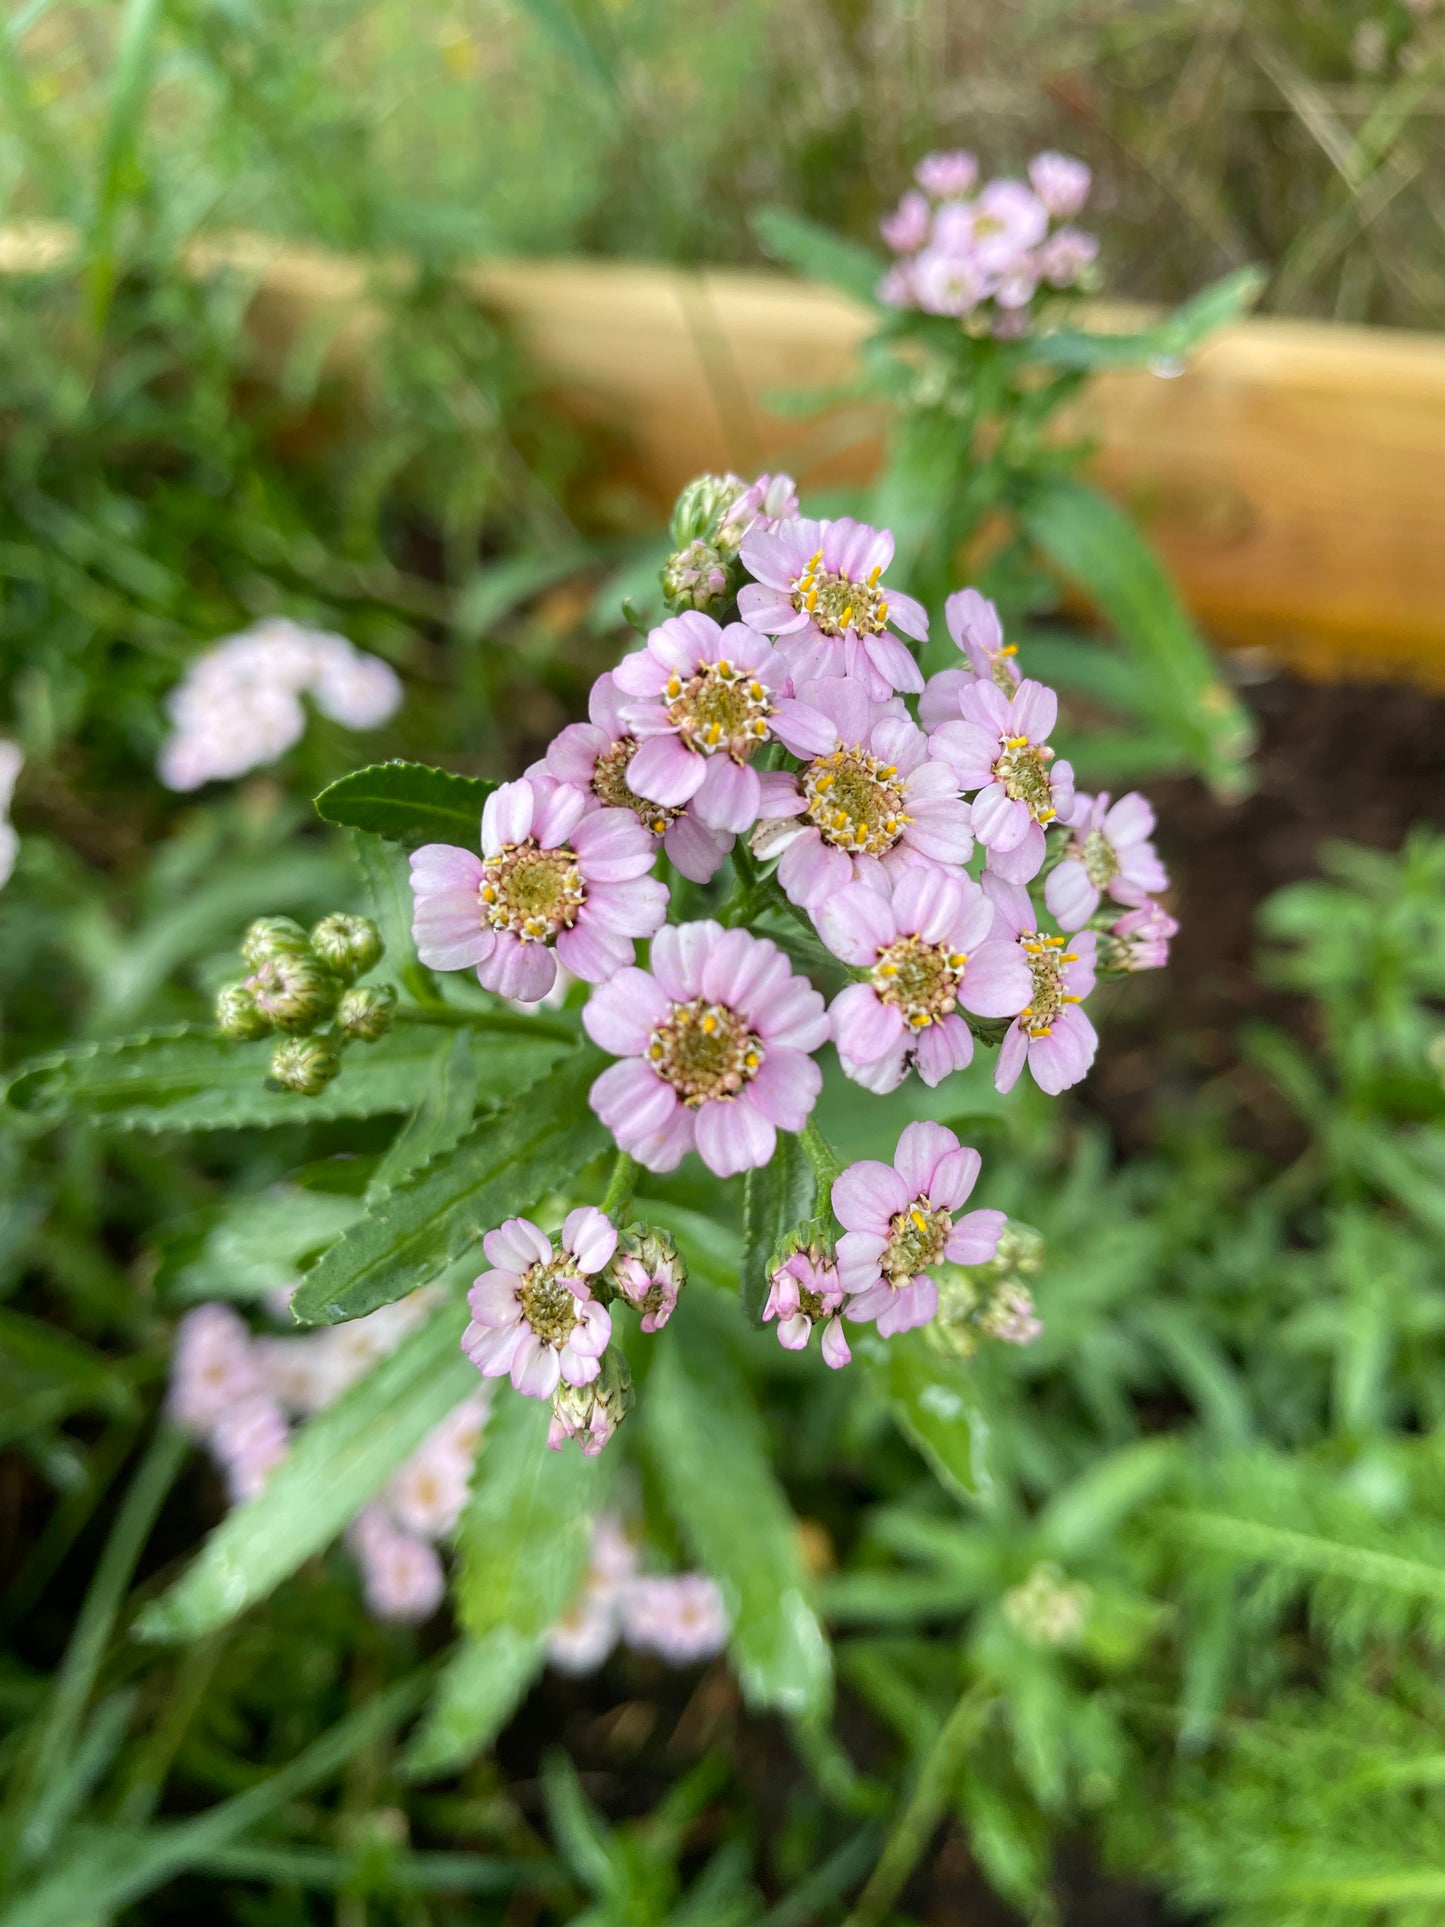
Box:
[157,618,402,791]
[0,739,22,889]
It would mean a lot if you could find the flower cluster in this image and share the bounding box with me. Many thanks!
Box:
[402,471,1175,1454]
[169,1291,489,1625]
[547,1514,729,1674]
[158,618,401,791]
[0,738,21,891]
[215,913,396,1094]
[879,149,1099,334]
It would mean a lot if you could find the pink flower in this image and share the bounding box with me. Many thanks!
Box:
[1037,226,1099,288]
[542,671,733,884]
[737,517,928,702]
[583,921,829,1178]
[910,246,990,319]
[622,1574,730,1663]
[881,187,932,252]
[210,1392,289,1503]
[751,676,972,912]
[1044,790,1169,931]
[462,1208,616,1401]
[915,150,979,199]
[1028,151,1092,219]
[833,1121,1004,1336]
[919,590,1021,734]
[1106,899,1178,972]
[819,866,1032,1093]
[611,612,835,835]
[386,1393,488,1538]
[763,1249,851,1367]
[409,773,667,1003]
[546,1514,639,1674]
[350,1508,446,1623]
[984,874,1099,1096]
[934,179,1049,274]
[169,1303,264,1435]
[716,471,800,547]
[609,1230,685,1333]
[929,678,1074,884]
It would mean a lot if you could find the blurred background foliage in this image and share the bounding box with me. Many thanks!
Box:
[4,3,1445,1924]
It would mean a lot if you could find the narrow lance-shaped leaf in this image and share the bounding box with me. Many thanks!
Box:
[1023,266,1265,371]
[1020,477,1256,797]
[135,1300,477,1643]
[406,1392,609,1779]
[645,1301,832,1719]
[739,1131,819,1325]
[290,1049,610,1326]
[315,760,496,849]
[750,206,886,306]
[878,1329,994,1505]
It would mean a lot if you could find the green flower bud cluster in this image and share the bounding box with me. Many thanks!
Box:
[661,472,757,618]
[216,912,397,1095]
[926,1219,1045,1360]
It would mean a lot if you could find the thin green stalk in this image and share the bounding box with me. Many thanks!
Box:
[842,1683,991,1927]
[599,1150,638,1225]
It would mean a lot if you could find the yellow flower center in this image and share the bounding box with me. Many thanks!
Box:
[803,745,911,854]
[790,549,888,638]
[993,734,1057,822]
[870,935,967,1031]
[517,1260,584,1347]
[884,1202,951,1282]
[665,659,773,762]
[480,843,585,944]
[1017,932,1083,1039]
[592,737,677,837]
[647,998,764,1107]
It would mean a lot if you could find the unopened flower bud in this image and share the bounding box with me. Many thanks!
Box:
[310,912,383,982]
[607,1226,687,1333]
[669,471,748,547]
[979,1281,1043,1346]
[548,1349,633,1457]
[661,539,732,615]
[1002,1561,1091,1648]
[992,1223,1045,1279]
[240,916,312,968]
[215,982,271,1040]
[247,953,339,1033]
[336,982,396,1041]
[270,1035,342,1096]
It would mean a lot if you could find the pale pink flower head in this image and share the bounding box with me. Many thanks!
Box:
[462,1207,616,1401]
[716,471,801,548]
[982,1280,1044,1346]
[820,865,1032,1094]
[984,873,1099,1096]
[543,671,733,885]
[546,1513,638,1674]
[409,772,667,1004]
[877,261,919,309]
[350,1508,446,1624]
[1028,151,1092,220]
[1037,226,1099,289]
[1105,899,1178,972]
[833,1121,1004,1337]
[1045,790,1169,931]
[918,590,1021,736]
[881,187,932,252]
[608,1228,686,1333]
[751,676,973,913]
[910,246,990,320]
[929,677,1074,884]
[583,921,829,1178]
[763,1248,851,1368]
[935,179,1049,274]
[915,150,979,199]
[611,612,835,836]
[210,1392,289,1503]
[386,1392,488,1539]
[623,1573,730,1664]
[169,1304,264,1436]
[738,517,928,703]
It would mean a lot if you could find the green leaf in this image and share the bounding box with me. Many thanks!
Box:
[136,1304,476,1642]
[153,1188,365,1306]
[290,1049,609,1326]
[879,1331,993,1505]
[645,1303,832,1718]
[406,1392,608,1778]
[353,830,434,1003]
[3,1025,447,1133]
[368,1030,481,1198]
[1024,266,1265,371]
[315,761,496,849]
[1020,477,1256,797]
[739,1133,817,1325]
[750,207,885,306]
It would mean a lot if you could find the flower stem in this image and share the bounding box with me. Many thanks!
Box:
[799,1115,843,1214]
[599,1150,638,1225]
[842,1682,991,1927]
[393,1004,577,1044]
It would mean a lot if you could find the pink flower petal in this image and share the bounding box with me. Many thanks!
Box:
[959,940,1033,1019]
[511,1332,562,1399]
[1044,858,1099,932]
[663,813,732,884]
[745,1048,822,1132]
[627,732,706,808]
[650,921,722,1001]
[833,1159,909,1235]
[894,1120,960,1202]
[778,830,851,912]
[694,1095,775,1177]
[1009,680,1057,742]
[820,1317,852,1368]
[817,882,896,966]
[693,756,761,834]
[945,1207,1005,1265]
[562,1206,617,1274]
[483,1218,552,1270]
[590,1057,680,1138]
[830,981,905,1064]
[582,967,671,1055]
[482,780,535,853]
[462,1320,524,1376]
[876,1276,937,1336]
[478,934,557,1003]
[994,1021,1028,1094]
[912,1015,973,1085]
[771,696,837,759]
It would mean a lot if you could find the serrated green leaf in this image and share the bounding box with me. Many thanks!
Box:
[136,1302,476,1643]
[740,1133,817,1324]
[290,1049,609,1326]
[353,830,435,1002]
[880,1331,993,1505]
[315,761,496,849]
[645,1302,832,1718]
[403,1628,545,1782]
[751,207,885,306]
[1020,477,1256,797]
[368,1030,480,1199]
[2,1025,445,1133]
[1024,266,1265,371]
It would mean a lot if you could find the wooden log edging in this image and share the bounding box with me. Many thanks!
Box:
[6,226,1444,686]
